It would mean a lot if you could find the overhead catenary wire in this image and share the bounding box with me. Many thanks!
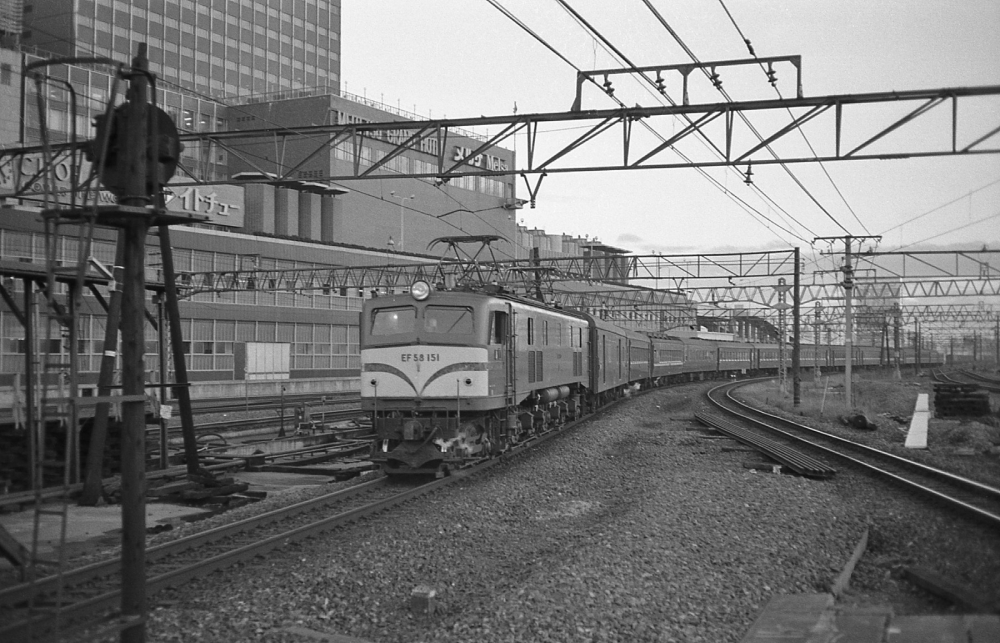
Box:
[713,0,872,237]
[552,0,814,240]
[18,33,521,253]
[485,0,812,246]
[640,0,860,238]
[24,7,805,248]
[888,211,1000,252]
[877,177,1000,237]
[549,0,817,244]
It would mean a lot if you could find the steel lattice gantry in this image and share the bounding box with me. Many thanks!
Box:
[681,278,1000,307]
[3,84,999,201]
[175,249,799,299]
[181,85,1000,193]
[174,248,1000,326]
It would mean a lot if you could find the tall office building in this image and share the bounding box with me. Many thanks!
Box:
[0,0,21,45]
[21,0,341,99]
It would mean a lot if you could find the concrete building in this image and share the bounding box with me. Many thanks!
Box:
[20,0,341,100]
[0,0,534,415]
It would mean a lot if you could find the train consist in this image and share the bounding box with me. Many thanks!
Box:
[360,281,942,475]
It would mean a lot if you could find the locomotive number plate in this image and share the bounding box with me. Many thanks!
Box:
[401,353,440,362]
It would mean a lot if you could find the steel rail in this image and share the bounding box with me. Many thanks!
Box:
[0,476,409,642]
[956,370,1000,393]
[0,476,389,610]
[706,380,1000,530]
[167,405,363,437]
[1,479,445,643]
[694,411,835,478]
[932,369,1000,394]
[0,385,609,641]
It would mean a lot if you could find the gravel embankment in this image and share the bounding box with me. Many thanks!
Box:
[144,383,1000,643]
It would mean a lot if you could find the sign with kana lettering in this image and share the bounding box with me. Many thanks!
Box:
[163,184,244,227]
[1,153,245,228]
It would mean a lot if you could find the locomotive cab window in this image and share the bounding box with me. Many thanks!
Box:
[424,306,474,335]
[370,306,416,336]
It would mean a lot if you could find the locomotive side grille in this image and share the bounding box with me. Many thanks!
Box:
[527,351,536,383]
[536,351,544,381]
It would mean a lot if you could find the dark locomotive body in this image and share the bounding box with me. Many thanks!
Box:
[360,282,941,475]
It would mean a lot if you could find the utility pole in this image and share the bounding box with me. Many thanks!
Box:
[83,43,187,643]
[816,234,881,408]
[814,303,821,380]
[893,305,902,379]
[118,45,151,643]
[792,247,801,406]
[776,277,788,394]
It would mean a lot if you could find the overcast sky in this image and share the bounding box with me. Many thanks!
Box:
[341,1,1000,264]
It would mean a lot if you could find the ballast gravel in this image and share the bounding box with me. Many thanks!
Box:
[146,385,1000,642]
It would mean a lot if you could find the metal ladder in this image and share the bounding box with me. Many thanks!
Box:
[23,59,104,638]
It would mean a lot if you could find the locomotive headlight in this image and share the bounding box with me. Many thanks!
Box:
[410,280,431,301]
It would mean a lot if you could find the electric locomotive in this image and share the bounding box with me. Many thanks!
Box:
[360,279,946,476]
[360,280,593,475]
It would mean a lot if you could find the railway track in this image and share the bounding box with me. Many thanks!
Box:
[932,368,1000,393]
[0,387,604,642]
[0,476,433,642]
[706,379,1000,531]
[162,404,364,442]
[174,390,360,416]
[956,370,1000,393]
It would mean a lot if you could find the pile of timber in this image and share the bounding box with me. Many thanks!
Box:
[933,382,991,417]
[143,472,250,504]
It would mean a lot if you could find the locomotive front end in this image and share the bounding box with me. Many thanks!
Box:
[360,282,500,475]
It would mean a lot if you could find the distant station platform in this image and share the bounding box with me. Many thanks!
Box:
[741,593,999,643]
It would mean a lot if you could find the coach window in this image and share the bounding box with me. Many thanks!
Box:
[527,318,534,345]
[425,306,474,335]
[370,306,416,335]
